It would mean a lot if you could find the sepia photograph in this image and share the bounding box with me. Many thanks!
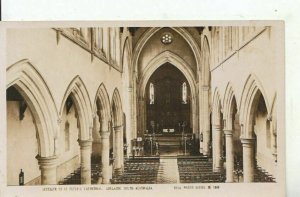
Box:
[2,22,285,196]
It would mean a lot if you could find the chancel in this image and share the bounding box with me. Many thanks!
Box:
[6,26,281,185]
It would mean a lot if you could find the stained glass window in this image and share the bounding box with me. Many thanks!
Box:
[182,82,187,104]
[150,83,155,104]
[161,32,173,44]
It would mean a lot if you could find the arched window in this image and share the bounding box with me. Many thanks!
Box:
[182,82,187,104]
[150,83,155,104]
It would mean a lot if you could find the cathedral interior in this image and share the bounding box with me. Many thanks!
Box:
[6,26,281,185]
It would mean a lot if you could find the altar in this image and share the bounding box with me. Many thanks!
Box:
[162,128,175,133]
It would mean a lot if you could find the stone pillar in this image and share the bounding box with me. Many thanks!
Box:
[213,124,223,172]
[120,127,124,167]
[202,86,210,156]
[224,129,234,182]
[78,139,92,184]
[101,131,110,184]
[192,97,198,134]
[241,138,255,182]
[133,81,138,139]
[271,120,277,162]
[92,116,102,156]
[139,98,145,136]
[37,155,58,185]
[127,87,133,157]
[114,126,123,169]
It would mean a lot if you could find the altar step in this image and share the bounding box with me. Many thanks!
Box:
[156,136,182,146]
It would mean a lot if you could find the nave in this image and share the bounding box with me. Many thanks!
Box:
[57,145,275,185]
[6,26,281,186]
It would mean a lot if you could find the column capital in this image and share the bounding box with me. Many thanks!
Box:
[241,138,255,146]
[267,114,272,121]
[224,129,233,136]
[213,124,222,130]
[113,125,123,132]
[37,155,58,169]
[57,118,62,124]
[78,139,93,148]
[101,130,110,139]
[202,85,210,91]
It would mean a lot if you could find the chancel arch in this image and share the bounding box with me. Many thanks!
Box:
[132,27,202,74]
[138,51,197,135]
[132,27,203,138]
[6,59,58,185]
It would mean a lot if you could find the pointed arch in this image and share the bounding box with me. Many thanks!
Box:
[111,88,123,127]
[93,83,111,132]
[138,50,198,133]
[6,59,58,157]
[132,27,201,74]
[121,36,132,75]
[59,76,93,140]
[139,50,196,99]
[239,74,270,138]
[212,88,222,126]
[202,36,211,86]
[270,93,277,120]
[223,82,237,130]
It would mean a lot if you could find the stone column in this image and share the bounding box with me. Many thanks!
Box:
[133,81,138,139]
[120,127,124,167]
[224,129,234,182]
[114,126,123,169]
[78,139,92,184]
[213,124,223,172]
[127,87,133,157]
[271,119,277,162]
[202,86,210,156]
[241,138,255,182]
[139,98,145,135]
[101,131,110,184]
[37,155,58,185]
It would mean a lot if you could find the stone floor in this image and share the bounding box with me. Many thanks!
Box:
[156,158,180,184]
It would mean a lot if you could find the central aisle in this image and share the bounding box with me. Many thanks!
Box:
[156,158,180,184]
